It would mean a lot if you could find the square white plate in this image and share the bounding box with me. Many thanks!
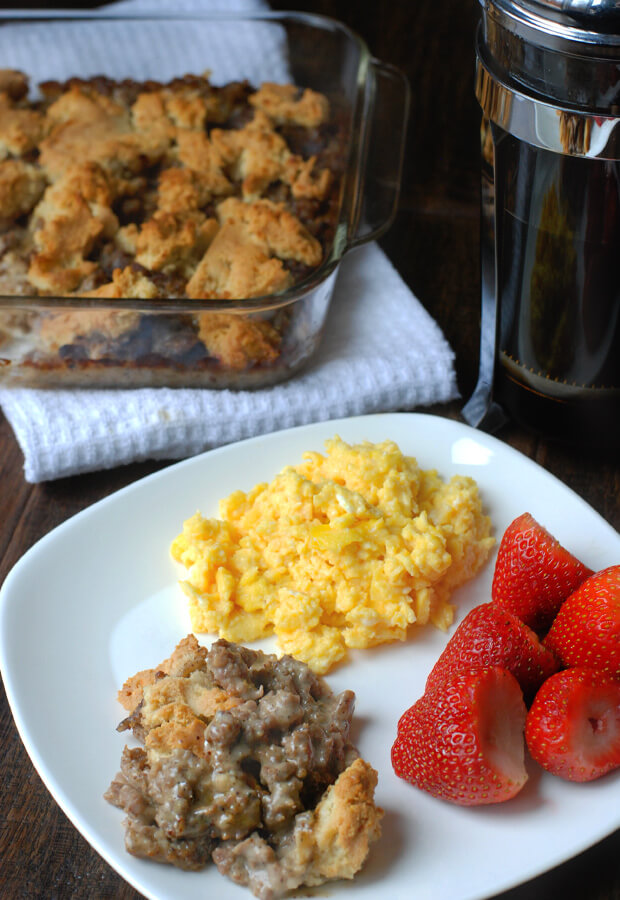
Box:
[1,412,619,900]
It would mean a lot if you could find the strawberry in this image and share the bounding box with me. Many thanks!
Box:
[544,565,620,679]
[392,666,528,806]
[425,602,559,698]
[525,667,620,782]
[492,512,592,631]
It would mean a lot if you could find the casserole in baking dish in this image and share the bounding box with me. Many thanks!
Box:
[0,11,409,388]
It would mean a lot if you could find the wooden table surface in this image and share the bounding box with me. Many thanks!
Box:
[1,1,618,898]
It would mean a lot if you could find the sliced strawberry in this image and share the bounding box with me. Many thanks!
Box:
[392,666,528,806]
[492,512,592,631]
[544,565,620,679]
[425,602,559,698]
[525,667,620,782]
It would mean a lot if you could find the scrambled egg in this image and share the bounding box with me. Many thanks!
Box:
[170,437,494,673]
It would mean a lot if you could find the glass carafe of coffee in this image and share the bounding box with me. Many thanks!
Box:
[464,0,620,447]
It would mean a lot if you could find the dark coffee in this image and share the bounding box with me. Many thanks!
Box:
[492,128,620,446]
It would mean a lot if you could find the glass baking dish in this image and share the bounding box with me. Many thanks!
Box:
[0,10,409,389]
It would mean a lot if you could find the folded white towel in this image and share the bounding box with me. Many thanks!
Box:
[0,0,458,482]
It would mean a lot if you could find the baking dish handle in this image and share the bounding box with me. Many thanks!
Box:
[347,58,410,249]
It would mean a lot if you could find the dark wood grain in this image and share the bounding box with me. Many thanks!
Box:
[0,1,618,899]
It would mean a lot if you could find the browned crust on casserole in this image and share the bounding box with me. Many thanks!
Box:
[0,69,345,383]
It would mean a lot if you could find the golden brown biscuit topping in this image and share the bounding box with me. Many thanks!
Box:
[250,82,330,127]
[0,159,45,222]
[28,161,119,293]
[0,69,344,380]
[196,313,281,369]
[0,91,45,159]
[0,70,336,300]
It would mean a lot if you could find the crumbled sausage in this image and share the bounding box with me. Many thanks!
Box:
[105,637,382,899]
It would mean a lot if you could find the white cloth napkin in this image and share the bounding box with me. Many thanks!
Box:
[0,1,290,88]
[0,0,459,482]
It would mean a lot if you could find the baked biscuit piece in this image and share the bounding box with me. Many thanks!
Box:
[0,69,29,103]
[0,159,46,221]
[156,168,210,215]
[40,84,170,182]
[164,88,214,130]
[39,159,114,209]
[250,82,330,128]
[79,265,159,300]
[143,717,208,757]
[28,162,118,294]
[113,222,139,256]
[122,667,244,759]
[39,85,132,178]
[283,154,332,200]
[196,313,281,369]
[133,210,219,275]
[137,672,244,759]
[186,197,321,299]
[186,221,291,300]
[132,86,218,135]
[175,129,232,198]
[118,633,208,712]
[130,91,177,149]
[213,106,332,201]
[28,218,101,294]
[44,83,127,126]
[302,757,383,883]
[218,197,322,266]
[210,109,331,203]
[211,110,291,199]
[141,670,242,729]
[0,92,45,159]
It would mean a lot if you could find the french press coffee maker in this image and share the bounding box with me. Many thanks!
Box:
[464,0,620,447]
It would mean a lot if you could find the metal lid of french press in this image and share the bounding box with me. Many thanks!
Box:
[477,0,620,156]
[484,0,620,48]
[517,0,620,32]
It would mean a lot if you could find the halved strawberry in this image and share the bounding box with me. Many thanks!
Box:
[392,666,528,806]
[544,565,620,679]
[492,513,592,632]
[525,667,620,782]
[425,602,559,698]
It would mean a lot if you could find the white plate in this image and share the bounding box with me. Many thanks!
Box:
[1,413,619,900]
